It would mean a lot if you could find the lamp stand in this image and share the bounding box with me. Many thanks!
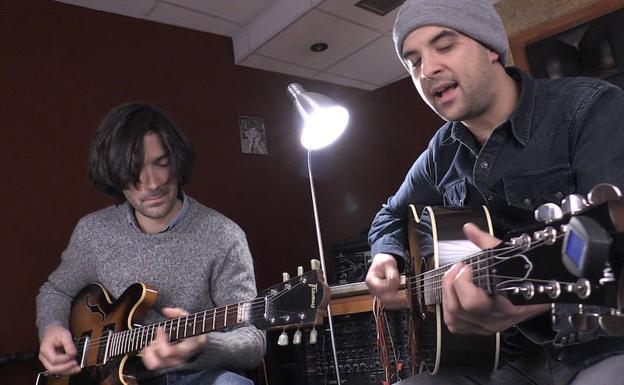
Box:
[307,150,342,384]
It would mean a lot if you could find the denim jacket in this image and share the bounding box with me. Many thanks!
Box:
[370,67,624,264]
[369,68,624,347]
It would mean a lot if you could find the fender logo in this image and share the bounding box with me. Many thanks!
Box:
[308,283,318,309]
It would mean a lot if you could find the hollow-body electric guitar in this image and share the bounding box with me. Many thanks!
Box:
[405,186,624,376]
[37,267,329,385]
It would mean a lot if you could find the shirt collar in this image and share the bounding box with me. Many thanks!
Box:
[126,191,190,233]
[506,67,536,146]
[449,67,536,147]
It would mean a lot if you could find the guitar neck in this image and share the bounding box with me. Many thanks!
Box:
[109,301,251,357]
[422,253,491,305]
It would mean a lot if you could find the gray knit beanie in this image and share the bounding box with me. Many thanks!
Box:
[393,0,508,65]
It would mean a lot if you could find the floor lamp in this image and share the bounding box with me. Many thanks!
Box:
[287,83,348,385]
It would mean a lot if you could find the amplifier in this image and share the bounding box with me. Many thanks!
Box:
[303,311,411,385]
[332,250,371,285]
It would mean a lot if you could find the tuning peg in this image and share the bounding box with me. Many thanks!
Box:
[512,282,535,299]
[569,304,600,332]
[310,259,321,271]
[564,279,592,299]
[560,194,588,215]
[537,281,561,299]
[509,233,532,247]
[293,329,302,345]
[533,226,557,245]
[587,183,622,205]
[282,272,290,282]
[309,326,318,344]
[277,329,289,346]
[534,203,563,224]
[297,266,304,276]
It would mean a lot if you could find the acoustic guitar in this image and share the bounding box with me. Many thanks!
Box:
[405,186,624,375]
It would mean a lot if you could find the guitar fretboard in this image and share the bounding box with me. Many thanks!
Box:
[422,252,492,305]
[106,301,249,358]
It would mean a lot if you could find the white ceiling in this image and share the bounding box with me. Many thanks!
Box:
[53,0,502,91]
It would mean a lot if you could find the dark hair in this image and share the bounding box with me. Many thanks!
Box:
[88,102,195,201]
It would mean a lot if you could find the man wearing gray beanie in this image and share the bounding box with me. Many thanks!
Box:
[367,0,624,384]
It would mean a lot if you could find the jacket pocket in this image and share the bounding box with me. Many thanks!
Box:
[441,177,467,206]
[503,164,575,210]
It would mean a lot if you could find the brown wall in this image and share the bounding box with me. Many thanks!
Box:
[0,1,439,383]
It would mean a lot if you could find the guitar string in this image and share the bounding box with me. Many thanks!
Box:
[72,294,279,353]
[71,278,314,354]
[412,239,560,293]
[71,277,311,350]
[409,233,566,292]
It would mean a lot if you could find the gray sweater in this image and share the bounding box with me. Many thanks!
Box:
[36,196,266,374]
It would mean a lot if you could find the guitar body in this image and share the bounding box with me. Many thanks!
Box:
[44,282,156,385]
[406,205,500,375]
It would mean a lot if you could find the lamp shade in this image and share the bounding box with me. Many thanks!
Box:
[287,83,349,150]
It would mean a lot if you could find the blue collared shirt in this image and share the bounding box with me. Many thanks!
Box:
[370,68,624,264]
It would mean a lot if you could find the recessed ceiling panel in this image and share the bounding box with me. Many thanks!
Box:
[327,35,406,86]
[319,0,399,33]
[256,9,380,70]
[241,54,319,79]
[165,0,275,26]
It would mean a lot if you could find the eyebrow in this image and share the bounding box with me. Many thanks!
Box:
[401,29,459,60]
[151,153,170,164]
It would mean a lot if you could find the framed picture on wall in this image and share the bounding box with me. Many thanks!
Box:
[238,115,268,155]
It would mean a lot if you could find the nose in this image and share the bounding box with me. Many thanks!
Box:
[139,166,163,191]
[421,54,443,80]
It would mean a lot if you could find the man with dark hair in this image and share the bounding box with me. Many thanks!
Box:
[366,0,624,384]
[36,102,265,385]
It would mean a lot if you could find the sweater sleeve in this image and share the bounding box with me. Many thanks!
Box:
[35,217,97,339]
[186,224,266,372]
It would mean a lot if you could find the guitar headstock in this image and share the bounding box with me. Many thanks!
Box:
[251,260,329,333]
[481,184,624,337]
[489,183,624,310]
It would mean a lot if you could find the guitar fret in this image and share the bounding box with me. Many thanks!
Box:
[140,326,146,349]
[123,332,130,352]
[183,316,188,338]
[238,302,244,323]
[109,333,115,357]
[202,310,207,333]
[129,328,135,351]
[224,304,228,327]
[193,313,197,336]
[212,309,216,330]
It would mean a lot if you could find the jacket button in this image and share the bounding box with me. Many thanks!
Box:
[523,198,532,207]
[480,161,489,169]
[487,195,495,202]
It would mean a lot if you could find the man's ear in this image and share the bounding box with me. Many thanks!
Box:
[489,49,500,64]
